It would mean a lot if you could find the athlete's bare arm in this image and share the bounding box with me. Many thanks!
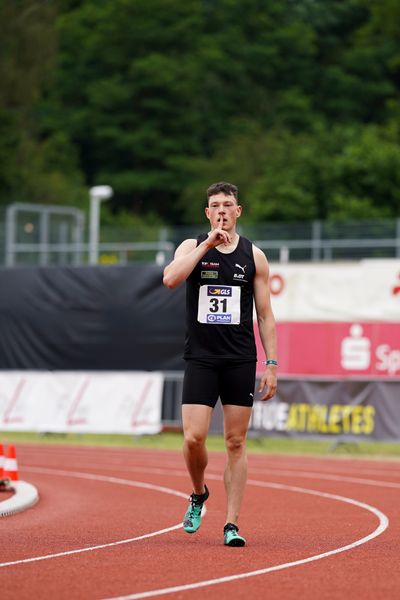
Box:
[163,217,231,289]
[253,245,277,400]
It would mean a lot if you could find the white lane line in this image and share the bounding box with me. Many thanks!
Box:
[104,479,389,600]
[128,465,400,490]
[20,453,400,479]
[0,523,183,569]
[3,463,391,600]
[98,464,400,490]
[25,462,400,491]
[24,466,188,499]
[0,468,189,569]
[24,463,190,480]
[248,462,400,478]
[248,467,400,489]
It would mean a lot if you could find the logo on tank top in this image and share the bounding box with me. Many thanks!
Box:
[233,263,248,282]
[207,286,232,296]
[202,261,219,268]
[201,271,218,279]
[201,261,219,280]
[207,314,232,323]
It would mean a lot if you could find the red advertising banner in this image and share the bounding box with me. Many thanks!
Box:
[255,322,400,378]
[254,260,400,378]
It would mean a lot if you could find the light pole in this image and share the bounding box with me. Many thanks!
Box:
[89,185,113,265]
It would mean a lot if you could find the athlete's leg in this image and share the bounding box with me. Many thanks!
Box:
[182,403,213,495]
[222,404,252,526]
[220,360,255,528]
[181,359,218,495]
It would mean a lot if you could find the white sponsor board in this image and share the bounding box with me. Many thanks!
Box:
[269,259,400,322]
[0,371,163,434]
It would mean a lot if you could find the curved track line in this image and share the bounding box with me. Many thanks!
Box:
[21,459,400,490]
[249,461,400,478]
[5,464,389,600]
[0,522,183,569]
[0,468,188,569]
[24,466,188,499]
[103,478,389,600]
[249,467,400,489]
[92,463,400,490]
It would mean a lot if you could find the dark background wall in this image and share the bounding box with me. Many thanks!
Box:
[0,265,185,370]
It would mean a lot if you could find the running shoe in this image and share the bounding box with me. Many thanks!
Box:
[224,523,246,547]
[183,485,209,534]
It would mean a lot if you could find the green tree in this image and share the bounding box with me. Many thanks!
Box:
[53,0,204,219]
[178,121,400,223]
[2,0,400,225]
[330,124,400,218]
[51,0,319,219]
[0,1,86,207]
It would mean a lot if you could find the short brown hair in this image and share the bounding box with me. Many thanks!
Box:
[207,181,238,201]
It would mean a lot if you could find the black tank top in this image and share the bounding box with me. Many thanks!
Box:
[184,234,257,360]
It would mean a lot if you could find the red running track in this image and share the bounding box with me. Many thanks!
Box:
[1,444,399,599]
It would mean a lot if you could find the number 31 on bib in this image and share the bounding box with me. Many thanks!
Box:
[197,285,241,325]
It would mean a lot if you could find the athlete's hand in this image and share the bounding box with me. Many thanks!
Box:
[258,366,277,401]
[206,216,231,248]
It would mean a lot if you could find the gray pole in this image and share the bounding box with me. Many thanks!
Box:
[39,209,50,266]
[89,196,100,265]
[312,220,322,262]
[5,204,16,267]
[74,210,85,266]
[58,222,68,265]
[89,186,113,265]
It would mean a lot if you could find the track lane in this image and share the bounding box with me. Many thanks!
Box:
[0,445,398,600]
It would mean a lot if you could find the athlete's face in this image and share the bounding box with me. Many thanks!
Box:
[205,193,242,231]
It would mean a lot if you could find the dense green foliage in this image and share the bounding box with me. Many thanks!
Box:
[1,0,399,224]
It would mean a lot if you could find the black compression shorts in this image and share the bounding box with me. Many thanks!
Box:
[182,358,256,408]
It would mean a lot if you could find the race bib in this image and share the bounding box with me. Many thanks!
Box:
[197,285,241,325]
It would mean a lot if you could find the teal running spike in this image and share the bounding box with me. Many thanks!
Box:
[183,485,209,534]
[224,523,246,547]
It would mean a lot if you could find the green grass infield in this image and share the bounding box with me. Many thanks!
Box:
[1,431,400,459]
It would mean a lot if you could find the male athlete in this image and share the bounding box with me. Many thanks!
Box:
[163,181,277,546]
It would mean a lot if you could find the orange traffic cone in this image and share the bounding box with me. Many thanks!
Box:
[0,443,11,490]
[4,444,19,481]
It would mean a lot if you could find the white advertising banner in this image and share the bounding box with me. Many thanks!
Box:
[0,371,163,434]
[269,259,400,322]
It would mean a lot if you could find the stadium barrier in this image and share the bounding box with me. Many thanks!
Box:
[162,374,400,442]
[0,371,163,435]
[1,371,399,442]
[0,261,398,441]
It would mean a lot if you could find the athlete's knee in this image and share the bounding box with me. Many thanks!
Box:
[184,431,207,450]
[225,432,246,455]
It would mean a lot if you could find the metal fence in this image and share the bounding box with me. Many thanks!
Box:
[1,203,174,267]
[1,202,400,267]
[244,220,400,262]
